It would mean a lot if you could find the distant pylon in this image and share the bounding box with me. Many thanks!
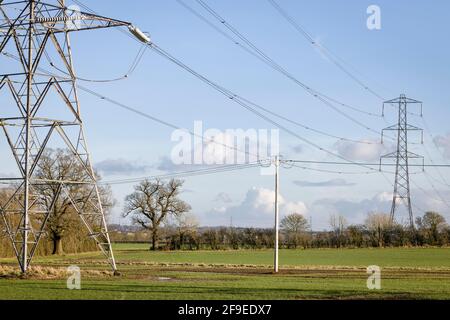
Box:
[380,94,424,229]
[0,0,131,274]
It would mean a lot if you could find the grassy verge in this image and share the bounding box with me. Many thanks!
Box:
[0,245,449,300]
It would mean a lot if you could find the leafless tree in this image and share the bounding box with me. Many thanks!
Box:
[34,149,114,255]
[329,214,347,248]
[365,212,391,247]
[123,179,191,250]
[281,213,309,248]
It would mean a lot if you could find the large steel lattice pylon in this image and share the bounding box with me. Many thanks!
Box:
[380,94,424,229]
[0,0,130,273]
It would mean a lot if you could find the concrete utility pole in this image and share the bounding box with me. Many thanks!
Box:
[274,155,280,273]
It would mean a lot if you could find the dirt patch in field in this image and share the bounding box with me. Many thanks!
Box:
[0,265,114,280]
[3,260,450,281]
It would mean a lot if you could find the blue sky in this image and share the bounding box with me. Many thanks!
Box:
[1,0,450,229]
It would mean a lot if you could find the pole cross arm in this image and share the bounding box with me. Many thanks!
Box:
[10,2,131,34]
[384,96,422,104]
[0,1,131,37]
[1,1,151,44]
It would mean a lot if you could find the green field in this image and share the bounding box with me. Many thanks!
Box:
[0,244,449,300]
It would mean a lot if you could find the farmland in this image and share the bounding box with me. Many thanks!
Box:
[0,244,449,300]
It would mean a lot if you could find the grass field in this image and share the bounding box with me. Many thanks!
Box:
[0,244,449,300]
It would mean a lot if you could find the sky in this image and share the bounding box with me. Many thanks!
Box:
[1,0,450,230]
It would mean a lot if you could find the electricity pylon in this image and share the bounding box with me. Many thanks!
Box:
[0,0,132,274]
[380,94,424,229]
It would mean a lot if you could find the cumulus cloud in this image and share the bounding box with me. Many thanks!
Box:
[214,192,233,203]
[156,156,206,172]
[334,140,388,161]
[293,179,356,188]
[95,159,151,176]
[208,187,308,227]
[433,133,450,159]
[310,193,391,229]
[309,189,450,230]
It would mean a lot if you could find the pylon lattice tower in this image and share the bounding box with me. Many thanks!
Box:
[0,0,131,273]
[380,94,424,229]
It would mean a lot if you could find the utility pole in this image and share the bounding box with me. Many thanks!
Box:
[273,155,280,273]
[0,0,146,274]
[380,94,424,230]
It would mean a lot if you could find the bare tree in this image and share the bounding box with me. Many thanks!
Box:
[365,212,391,247]
[281,213,309,248]
[123,179,191,250]
[34,149,114,255]
[329,214,347,248]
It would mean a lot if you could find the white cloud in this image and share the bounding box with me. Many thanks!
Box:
[95,159,151,176]
[334,139,390,161]
[284,201,308,216]
[375,192,393,202]
[156,156,206,172]
[214,192,233,203]
[207,187,308,227]
[309,189,450,230]
[293,178,356,188]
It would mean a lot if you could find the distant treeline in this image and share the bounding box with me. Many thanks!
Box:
[110,212,450,250]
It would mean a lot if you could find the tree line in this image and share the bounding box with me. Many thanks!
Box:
[116,178,450,250]
[1,151,449,258]
[110,211,450,250]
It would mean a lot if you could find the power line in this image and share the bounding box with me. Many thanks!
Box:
[147,43,397,173]
[289,163,377,175]
[69,46,445,179]
[73,1,396,154]
[46,43,148,83]
[421,172,450,209]
[2,48,393,173]
[175,0,383,145]
[419,116,450,191]
[286,159,450,168]
[236,96,378,145]
[422,116,450,165]
[1,50,264,162]
[101,162,263,185]
[2,52,396,184]
[180,0,386,124]
[380,171,429,219]
[77,84,262,161]
[36,1,450,206]
[266,0,386,101]
[2,4,444,182]
[422,141,450,186]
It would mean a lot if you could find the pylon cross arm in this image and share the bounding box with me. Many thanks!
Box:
[1,2,131,36]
